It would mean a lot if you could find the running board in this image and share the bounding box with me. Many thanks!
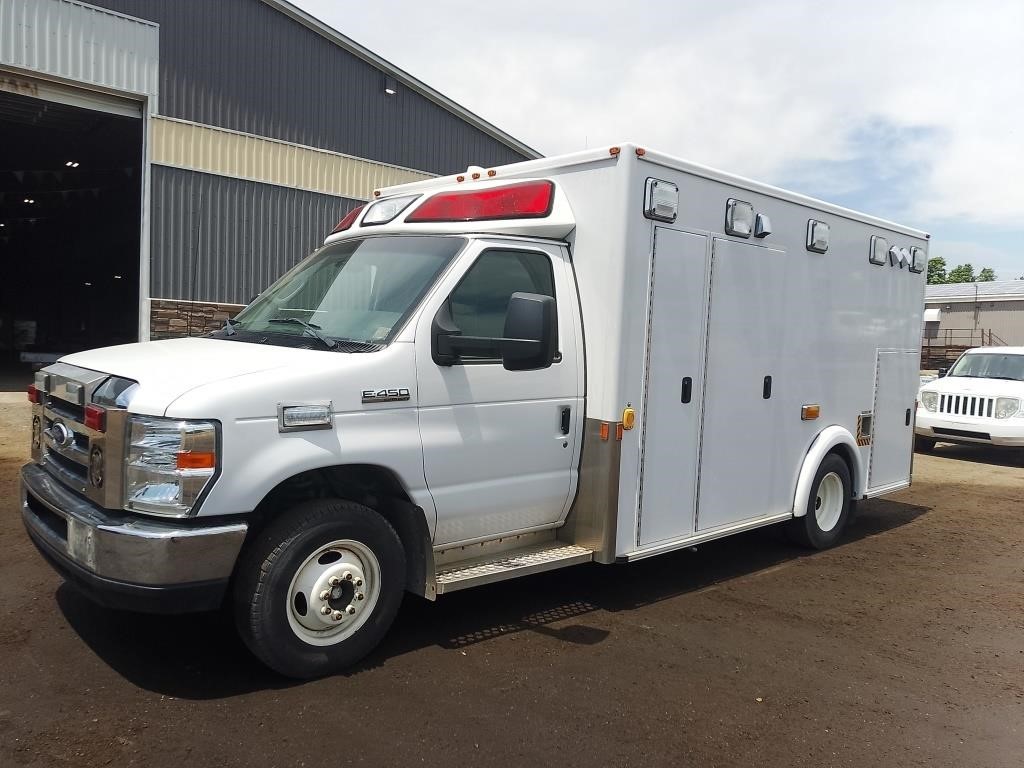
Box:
[435,542,594,594]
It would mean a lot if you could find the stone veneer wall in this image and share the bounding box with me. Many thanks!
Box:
[150,299,244,340]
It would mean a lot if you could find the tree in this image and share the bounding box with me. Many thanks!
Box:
[927,256,947,284]
[977,267,996,282]
[946,263,977,283]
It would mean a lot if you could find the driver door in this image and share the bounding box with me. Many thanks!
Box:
[415,239,583,547]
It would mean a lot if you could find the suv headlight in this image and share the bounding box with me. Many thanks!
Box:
[920,390,938,412]
[994,398,1020,419]
[125,416,219,517]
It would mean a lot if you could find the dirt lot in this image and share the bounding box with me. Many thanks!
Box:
[0,395,1021,768]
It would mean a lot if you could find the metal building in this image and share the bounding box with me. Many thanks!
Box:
[0,0,537,369]
[921,281,1024,366]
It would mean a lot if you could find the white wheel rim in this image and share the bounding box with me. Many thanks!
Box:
[285,539,381,647]
[814,472,844,533]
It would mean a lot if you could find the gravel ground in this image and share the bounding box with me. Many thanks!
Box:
[0,395,1021,767]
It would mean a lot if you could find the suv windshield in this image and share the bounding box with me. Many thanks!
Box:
[949,352,1024,381]
[225,236,465,349]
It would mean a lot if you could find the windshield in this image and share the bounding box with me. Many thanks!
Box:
[948,352,1024,381]
[228,236,465,348]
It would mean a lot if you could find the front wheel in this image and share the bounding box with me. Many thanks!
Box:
[788,453,852,550]
[234,499,405,678]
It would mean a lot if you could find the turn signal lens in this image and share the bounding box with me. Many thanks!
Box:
[801,404,820,421]
[622,407,636,430]
[27,384,40,404]
[176,451,217,470]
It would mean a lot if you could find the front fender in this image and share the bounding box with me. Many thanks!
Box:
[792,425,863,518]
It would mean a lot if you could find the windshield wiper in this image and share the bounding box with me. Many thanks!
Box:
[220,317,240,336]
[985,375,1021,381]
[268,317,337,350]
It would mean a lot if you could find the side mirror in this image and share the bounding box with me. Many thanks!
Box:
[937,368,948,378]
[431,292,556,371]
[500,292,556,371]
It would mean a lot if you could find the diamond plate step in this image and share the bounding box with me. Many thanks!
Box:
[435,542,594,594]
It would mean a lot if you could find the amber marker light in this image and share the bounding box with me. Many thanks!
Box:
[801,404,821,421]
[177,451,217,470]
[622,407,636,430]
[599,423,610,441]
[609,146,621,156]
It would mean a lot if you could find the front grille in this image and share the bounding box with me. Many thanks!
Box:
[45,396,85,423]
[45,448,89,483]
[934,427,991,440]
[938,393,994,417]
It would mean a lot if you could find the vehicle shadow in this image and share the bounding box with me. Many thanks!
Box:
[923,443,1024,468]
[56,497,927,700]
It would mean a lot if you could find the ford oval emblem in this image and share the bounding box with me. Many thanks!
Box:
[51,421,74,449]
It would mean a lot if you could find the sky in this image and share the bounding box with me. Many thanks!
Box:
[295,0,1023,279]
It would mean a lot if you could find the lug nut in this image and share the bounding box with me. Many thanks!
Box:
[343,571,353,582]
[332,610,344,621]
[356,592,364,601]
[328,576,341,587]
[346,606,356,615]
[355,578,363,587]
[319,589,331,601]
[320,606,331,615]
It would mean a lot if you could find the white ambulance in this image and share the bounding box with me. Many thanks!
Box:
[22,144,928,677]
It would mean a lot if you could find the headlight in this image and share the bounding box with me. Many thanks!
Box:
[994,398,1020,419]
[920,390,938,412]
[125,416,219,517]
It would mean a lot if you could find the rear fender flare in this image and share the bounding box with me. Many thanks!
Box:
[793,426,862,518]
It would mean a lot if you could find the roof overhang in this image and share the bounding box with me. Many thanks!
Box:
[262,0,541,161]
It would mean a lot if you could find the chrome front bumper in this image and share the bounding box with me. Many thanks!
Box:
[21,462,247,612]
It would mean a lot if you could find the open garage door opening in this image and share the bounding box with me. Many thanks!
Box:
[0,87,142,386]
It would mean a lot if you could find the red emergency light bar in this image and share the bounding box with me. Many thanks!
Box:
[406,180,554,223]
[330,204,366,234]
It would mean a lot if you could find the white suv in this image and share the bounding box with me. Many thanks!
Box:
[916,346,1024,451]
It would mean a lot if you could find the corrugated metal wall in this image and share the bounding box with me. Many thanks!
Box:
[925,300,1024,346]
[151,166,354,305]
[0,0,158,104]
[89,0,529,174]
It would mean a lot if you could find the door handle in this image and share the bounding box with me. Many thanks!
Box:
[681,377,692,404]
[905,408,911,426]
[560,407,571,435]
[763,375,772,399]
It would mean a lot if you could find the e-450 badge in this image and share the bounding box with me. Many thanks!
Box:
[361,388,411,404]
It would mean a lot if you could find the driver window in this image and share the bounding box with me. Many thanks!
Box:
[448,249,556,362]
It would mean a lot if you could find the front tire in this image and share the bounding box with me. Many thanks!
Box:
[788,453,852,550]
[234,499,405,678]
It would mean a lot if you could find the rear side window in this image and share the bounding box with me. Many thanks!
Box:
[448,249,555,361]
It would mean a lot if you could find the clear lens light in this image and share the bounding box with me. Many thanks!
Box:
[920,391,938,412]
[125,417,218,517]
[994,398,1020,419]
[362,194,419,225]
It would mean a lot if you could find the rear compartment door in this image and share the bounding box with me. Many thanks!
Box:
[868,350,919,490]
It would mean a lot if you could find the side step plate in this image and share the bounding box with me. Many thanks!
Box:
[435,542,593,594]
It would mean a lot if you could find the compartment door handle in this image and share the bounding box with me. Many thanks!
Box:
[560,407,571,435]
[681,377,692,404]
[763,375,773,399]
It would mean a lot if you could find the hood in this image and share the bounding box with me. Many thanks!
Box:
[921,375,1024,398]
[60,338,329,415]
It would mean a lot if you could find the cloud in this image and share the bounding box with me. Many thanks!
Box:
[296,0,1023,268]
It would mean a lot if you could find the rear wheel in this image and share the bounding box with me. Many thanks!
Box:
[789,453,852,550]
[234,499,405,678]
[915,435,936,452]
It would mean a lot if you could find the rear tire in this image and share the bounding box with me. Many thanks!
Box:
[915,435,936,452]
[233,498,405,678]
[788,453,852,550]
